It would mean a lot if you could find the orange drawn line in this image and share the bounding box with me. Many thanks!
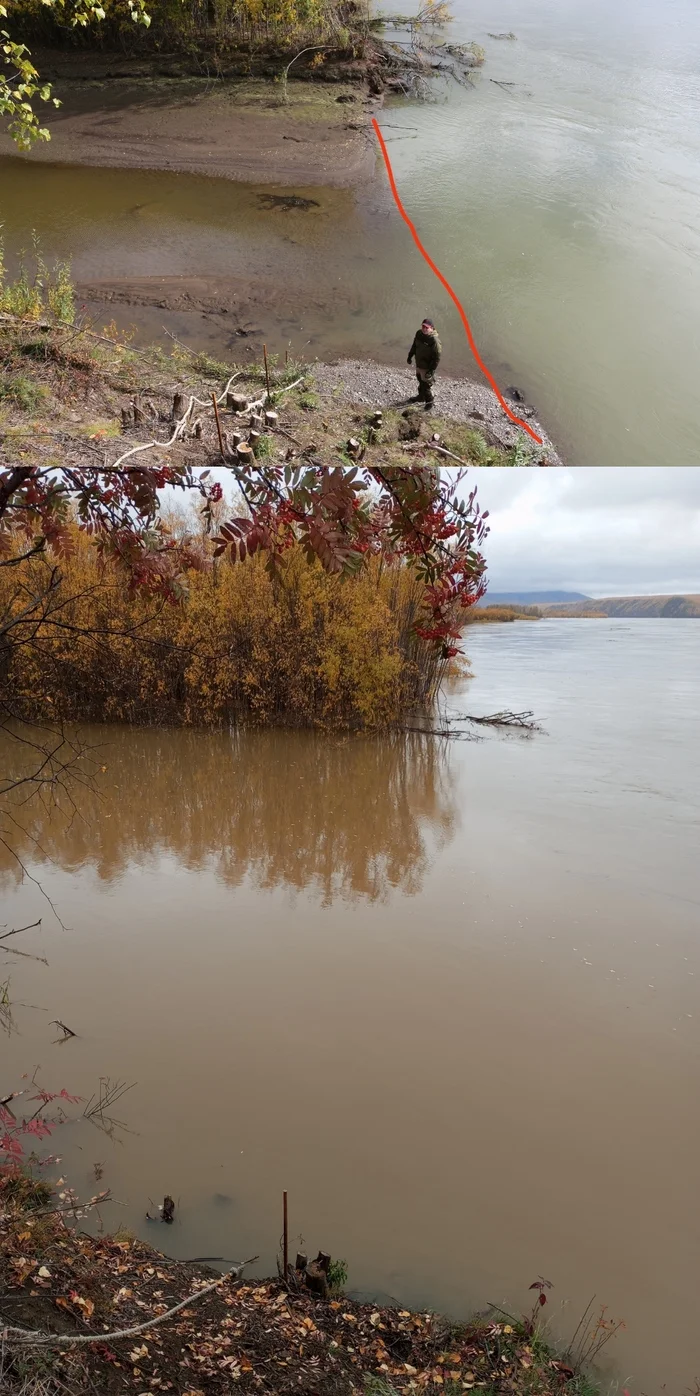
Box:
[372,116,542,446]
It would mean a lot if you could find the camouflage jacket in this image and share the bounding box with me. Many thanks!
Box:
[408,329,442,372]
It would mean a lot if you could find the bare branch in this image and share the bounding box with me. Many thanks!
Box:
[3,1257,259,1346]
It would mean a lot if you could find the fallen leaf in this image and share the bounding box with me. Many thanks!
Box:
[37,1267,51,1279]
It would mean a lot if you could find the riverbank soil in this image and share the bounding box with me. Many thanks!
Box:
[0,74,376,186]
[0,316,557,466]
[0,1181,592,1395]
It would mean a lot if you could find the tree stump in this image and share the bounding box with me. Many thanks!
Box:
[264,410,279,428]
[236,442,254,464]
[304,1260,328,1298]
[249,430,262,448]
[121,407,132,431]
[172,392,186,422]
[193,420,202,439]
[399,411,421,441]
[227,392,248,414]
[132,396,145,426]
[249,413,264,431]
[295,1252,308,1273]
[162,1196,175,1224]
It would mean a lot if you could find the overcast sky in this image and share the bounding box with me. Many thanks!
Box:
[466,468,700,596]
[185,467,700,598]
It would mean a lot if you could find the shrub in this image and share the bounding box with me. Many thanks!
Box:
[1,529,453,730]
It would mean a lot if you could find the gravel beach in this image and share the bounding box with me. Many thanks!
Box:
[313,360,563,464]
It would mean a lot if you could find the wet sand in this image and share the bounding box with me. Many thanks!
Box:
[0,76,375,186]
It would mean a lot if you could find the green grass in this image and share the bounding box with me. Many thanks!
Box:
[0,371,47,411]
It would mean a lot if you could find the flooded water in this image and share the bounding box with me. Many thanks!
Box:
[2,0,700,463]
[2,619,700,1391]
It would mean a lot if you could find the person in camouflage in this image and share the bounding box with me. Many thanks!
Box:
[407,318,442,408]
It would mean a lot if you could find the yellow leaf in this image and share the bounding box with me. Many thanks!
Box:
[503,1324,513,1334]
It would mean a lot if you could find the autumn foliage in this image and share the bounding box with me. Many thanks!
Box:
[4,530,466,729]
[0,465,487,730]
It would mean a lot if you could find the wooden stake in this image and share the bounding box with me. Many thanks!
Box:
[283,1190,288,1282]
[211,392,226,460]
[263,343,272,400]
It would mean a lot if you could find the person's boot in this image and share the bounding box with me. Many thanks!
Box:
[424,395,434,411]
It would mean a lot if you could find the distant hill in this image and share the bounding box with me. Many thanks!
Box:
[539,594,700,618]
[478,590,590,605]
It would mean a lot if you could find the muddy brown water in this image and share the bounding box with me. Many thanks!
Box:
[2,620,700,1390]
[2,0,700,463]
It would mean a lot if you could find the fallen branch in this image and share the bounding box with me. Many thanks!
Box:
[462,709,539,729]
[0,919,41,944]
[3,1256,259,1346]
[399,724,481,740]
[50,1019,76,1039]
[109,372,242,468]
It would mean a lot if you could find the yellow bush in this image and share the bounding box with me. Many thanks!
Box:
[2,531,447,730]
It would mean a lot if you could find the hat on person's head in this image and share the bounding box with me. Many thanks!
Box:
[422,318,435,327]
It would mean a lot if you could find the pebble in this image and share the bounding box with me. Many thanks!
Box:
[312,359,563,464]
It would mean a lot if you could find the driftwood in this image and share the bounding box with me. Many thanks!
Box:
[400,710,541,739]
[373,14,485,97]
[107,375,303,473]
[462,710,539,729]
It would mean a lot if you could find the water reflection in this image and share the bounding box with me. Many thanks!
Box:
[0,726,457,903]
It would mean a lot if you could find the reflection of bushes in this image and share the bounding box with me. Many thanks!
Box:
[0,725,458,904]
[3,532,448,731]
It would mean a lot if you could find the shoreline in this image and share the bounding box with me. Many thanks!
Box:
[0,1173,600,1396]
[0,312,562,468]
[0,69,377,188]
[0,65,563,460]
[313,361,562,463]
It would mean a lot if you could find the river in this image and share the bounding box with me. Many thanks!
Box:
[1,620,699,1389]
[1,0,699,464]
